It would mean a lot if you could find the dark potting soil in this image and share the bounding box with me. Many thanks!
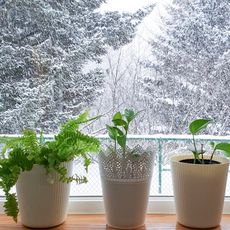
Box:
[180,159,220,164]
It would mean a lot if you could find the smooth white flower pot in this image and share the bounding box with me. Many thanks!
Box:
[99,146,154,229]
[101,179,151,229]
[171,155,229,228]
[16,162,73,228]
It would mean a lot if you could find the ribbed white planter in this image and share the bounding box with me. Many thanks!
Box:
[99,146,154,229]
[171,155,229,228]
[16,162,73,228]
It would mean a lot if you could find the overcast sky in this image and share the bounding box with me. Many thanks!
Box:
[100,0,172,60]
[101,0,156,12]
[100,0,172,35]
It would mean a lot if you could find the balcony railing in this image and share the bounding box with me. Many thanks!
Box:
[1,134,230,197]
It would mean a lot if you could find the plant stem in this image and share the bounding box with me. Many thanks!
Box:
[123,136,126,157]
[192,134,198,163]
[123,124,128,157]
[115,140,117,155]
[201,144,204,164]
[210,149,216,163]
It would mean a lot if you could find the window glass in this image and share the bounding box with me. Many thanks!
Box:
[0,0,229,197]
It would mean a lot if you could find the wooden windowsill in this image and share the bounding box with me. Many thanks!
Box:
[0,214,230,229]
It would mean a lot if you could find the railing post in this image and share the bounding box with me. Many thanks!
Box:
[158,139,163,194]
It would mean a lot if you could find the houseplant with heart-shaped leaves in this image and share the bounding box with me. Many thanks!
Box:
[171,119,230,228]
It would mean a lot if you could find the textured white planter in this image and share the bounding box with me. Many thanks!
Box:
[99,146,154,229]
[171,155,229,228]
[16,162,73,228]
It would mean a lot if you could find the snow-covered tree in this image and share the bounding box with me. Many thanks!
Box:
[90,45,149,134]
[143,0,230,134]
[0,0,154,133]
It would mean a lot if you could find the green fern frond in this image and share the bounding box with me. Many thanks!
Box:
[59,112,101,135]
[1,137,23,158]
[60,173,88,184]
[53,128,100,164]
[53,165,88,184]
[53,165,69,182]
[66,175,88,184]
[60,112,89,134]
[0,111,101,223]
[75,111,90,124]
[73,131,100,152]
[59,120,80,135]
[21,130,40,161]
[82,155,91,172]
[4,193,19,222]
[0,163,19,190]
[9,148,34,171]
[1,130,40,160]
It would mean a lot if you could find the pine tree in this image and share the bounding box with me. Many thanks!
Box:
[0,0,154,133]
[143,0,230,134]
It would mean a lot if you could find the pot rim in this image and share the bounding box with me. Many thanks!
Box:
[171,154,229,166]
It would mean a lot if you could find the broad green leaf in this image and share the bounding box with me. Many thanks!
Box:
[189,119,212,135]
[215,143,230,157]
[109,109,140,152]
[113,112,122,121]
[124,109,135,123]
[113,127,124,136]
[117,135,126,150]
[106,125,117,140]
[112,119,128,128]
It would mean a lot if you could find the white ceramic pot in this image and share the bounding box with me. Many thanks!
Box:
[16,162,73,228]
[101,178,151,229]
[171,155,229,228]
[99,146,154,229]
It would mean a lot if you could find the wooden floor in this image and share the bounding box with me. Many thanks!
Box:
[0,214,230,229]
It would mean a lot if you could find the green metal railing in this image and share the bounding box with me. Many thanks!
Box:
[98,134,230,194]
[1,134,230,195]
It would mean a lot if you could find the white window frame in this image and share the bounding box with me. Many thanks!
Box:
[1,196,230,214]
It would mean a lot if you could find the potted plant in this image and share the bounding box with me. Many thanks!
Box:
[171,119,230,228]
[99,109,155,229]
[0,111,100,228]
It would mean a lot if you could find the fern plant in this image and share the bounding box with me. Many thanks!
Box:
[0,111,100,222]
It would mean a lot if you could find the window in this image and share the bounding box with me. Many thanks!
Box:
[0,0,229,213]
